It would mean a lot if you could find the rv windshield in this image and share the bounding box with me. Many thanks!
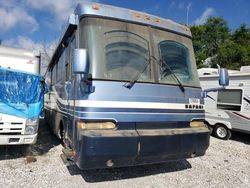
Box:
[79,17,200,87]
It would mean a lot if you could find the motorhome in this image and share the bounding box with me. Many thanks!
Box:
[199,66,250,140]
[44,2,214,170]
[0,45,44,145]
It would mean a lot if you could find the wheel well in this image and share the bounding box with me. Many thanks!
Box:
[59,120,64,135]
[215,123,228,129]
[204,120,210,126]
[56,120,64,139]
[59,120,64,131]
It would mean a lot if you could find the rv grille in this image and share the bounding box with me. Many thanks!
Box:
[11,122,23,125]
[0,132,22,135]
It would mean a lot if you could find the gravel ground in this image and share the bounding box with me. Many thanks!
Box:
[0,121,249,188]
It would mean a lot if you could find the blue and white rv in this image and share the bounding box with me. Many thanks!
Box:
[44,2,212,169]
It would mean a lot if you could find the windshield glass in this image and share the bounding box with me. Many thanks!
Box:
[80,17,200,87]
[104,30,150,81]
[80,18,152,83]
[153,28,199,86]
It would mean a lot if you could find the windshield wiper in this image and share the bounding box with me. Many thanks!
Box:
[123,56,185,93]
[123,57,152,89]
[156,57,185,93]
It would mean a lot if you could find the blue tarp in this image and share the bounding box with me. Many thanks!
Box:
[0,68,44,119]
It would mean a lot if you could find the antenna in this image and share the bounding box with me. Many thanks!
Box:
[186,4,191,25]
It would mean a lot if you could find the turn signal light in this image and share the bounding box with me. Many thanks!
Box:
[77,121,116,130]
[190,121,205,128]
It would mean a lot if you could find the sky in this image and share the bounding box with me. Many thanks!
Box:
[0,0,249,58]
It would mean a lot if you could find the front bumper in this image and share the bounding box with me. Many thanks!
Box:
[0,134,38,145]
[76,127,210,169]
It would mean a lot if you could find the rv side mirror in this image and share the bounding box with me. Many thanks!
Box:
[219,68,229,87]
[73,49,88,74]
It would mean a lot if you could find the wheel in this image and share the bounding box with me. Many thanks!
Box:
[214,124,231,140]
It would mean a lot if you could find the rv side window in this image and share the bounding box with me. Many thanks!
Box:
[46,70,52,90]
[217,89,242,111]
[66,36,76,81]
[57,49,65,83]
[52,64,57,85]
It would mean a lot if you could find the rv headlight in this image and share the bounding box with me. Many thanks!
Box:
[77,121,116,130]
[25,118,39,135]
[190,121,205,128]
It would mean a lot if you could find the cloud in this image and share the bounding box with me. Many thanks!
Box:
[194,8,215,25]
[4,36,42,51]
[1,0,98,73]
[25,0,97,24]
[3,36,58,74]
[187,3,192,10]
[25,0,77,22]
[178,2,186,10]
[0,0,97,33]
[0,7,38,32]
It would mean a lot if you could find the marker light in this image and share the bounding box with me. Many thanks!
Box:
[190,121,205,128]
[77,121,116,130]
[92,4,100,10]
[145,15,151,20]
[133,13,141,18]
[155,18,160,23]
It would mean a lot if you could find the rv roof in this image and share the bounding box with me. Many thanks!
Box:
[198,67,250,78]
[240,66,250,73]
[74,2,191,37]
[48,2,191,70]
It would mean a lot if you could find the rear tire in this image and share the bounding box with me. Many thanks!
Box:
[214,124,231,140]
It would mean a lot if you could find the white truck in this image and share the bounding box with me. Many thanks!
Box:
[0,45,42,145]
[199,66,250,140]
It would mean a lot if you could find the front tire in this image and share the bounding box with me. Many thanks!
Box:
[214,124,231,140]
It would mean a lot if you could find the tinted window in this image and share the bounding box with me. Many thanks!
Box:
[104,31,150,80]
[52,64,57,85]
[159,41,190,80]
[57,50,65,82]
[217,89,242,111]
[79,17,200,87]
[80,18,152,83]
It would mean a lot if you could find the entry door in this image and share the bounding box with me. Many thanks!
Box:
[65,35,76,143]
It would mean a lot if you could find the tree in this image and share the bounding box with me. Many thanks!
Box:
[190,17,250,70]
[190,25,207,68]
[233,24,250,45]
[190,17,230,68]
[217,24,250,70]
[203,17,229,57]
